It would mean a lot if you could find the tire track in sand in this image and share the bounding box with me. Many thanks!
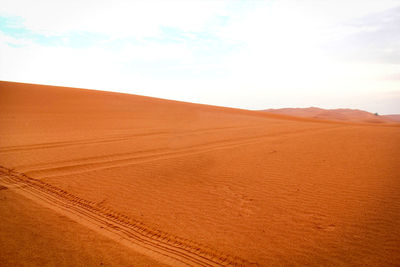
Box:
[0,125,259,153]
[0,166,257,267]
[18,125,343,178]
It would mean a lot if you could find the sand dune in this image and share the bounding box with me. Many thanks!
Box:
[1,81,400,266]
[0,185,166,267]
[385,114,400,123]
[263,107,400,124]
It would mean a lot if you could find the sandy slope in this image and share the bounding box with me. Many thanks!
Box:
[0,187,167,267]
[1,81,400,266]
[263,107,400,124]
[385,114,400,123]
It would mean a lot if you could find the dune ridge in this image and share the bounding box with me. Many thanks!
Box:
[262,107,400,124]
[1,81,400,266]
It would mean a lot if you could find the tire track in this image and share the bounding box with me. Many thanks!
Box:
[0,131,167,153]
[18,125,344,178]
[20,135,270,177]
[0,166,256,267]
[0,125,260,153]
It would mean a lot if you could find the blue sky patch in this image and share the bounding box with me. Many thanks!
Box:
[0,16,108,48]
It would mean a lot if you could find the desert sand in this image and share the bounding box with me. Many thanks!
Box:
[1,81,400,266]
[263,107,400,124]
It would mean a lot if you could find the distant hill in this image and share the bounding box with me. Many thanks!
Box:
[262,107,400,124]
[384,114,400,122]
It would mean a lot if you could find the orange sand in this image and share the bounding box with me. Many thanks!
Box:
[263,107,400,124]
[385,114,400,123]
[1,81,400,266]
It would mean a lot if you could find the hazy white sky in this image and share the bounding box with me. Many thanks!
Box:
[1,0,399,114]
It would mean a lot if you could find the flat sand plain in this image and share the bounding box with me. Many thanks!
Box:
[1,81,400,266]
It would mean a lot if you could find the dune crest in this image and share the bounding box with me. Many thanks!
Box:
[263,107,400,124]
[1,81,400,266]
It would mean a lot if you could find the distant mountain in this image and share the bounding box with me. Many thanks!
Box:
[262,107,400,124]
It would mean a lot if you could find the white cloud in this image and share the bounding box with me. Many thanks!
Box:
[0,0,230,37]
[1,0,400,114]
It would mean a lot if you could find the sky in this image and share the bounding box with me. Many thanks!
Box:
[1,0,400,114]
